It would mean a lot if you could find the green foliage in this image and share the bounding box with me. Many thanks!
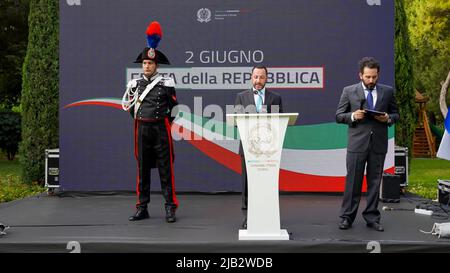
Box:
[0,111,21,160]
[405,0,450,123]
[408,158,450,200]
[0,0,29,110]
[19,0,59,184]
[0,155,44,203]
[395,0,417,153]
[0,174,44,203]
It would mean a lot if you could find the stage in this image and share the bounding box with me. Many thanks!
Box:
[0,192,449,253]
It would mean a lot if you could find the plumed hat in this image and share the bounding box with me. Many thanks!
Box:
[134,21,170,65]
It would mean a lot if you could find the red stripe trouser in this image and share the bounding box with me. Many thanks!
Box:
[134,118,178,210]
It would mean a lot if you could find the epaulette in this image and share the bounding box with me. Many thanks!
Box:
[127,78,139,89]
[159,76,175,87]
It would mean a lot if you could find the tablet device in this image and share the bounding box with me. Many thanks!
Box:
[364,109,386,116]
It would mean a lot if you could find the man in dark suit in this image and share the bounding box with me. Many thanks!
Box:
[336,57,399,232]
[234,66,283,228]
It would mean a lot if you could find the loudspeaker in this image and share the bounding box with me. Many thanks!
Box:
[45,148,59,188]
[380,173,400,203]
[395,146,408,187]
[438,179,450,206]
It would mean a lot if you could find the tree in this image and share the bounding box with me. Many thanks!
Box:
[19,0,58,183]
[0,0,29,110]
[395,0,417,153]
[405,0,450,124]
[0,111,21,160]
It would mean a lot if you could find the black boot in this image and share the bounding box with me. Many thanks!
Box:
[165,207,176,223]
[129,208,149,221]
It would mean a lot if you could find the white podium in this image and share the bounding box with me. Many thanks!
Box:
[226,113,298,240]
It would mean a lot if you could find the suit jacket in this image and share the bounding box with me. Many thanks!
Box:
[335,83,399,154]
[234,89,283,155]
[234,89,283,114]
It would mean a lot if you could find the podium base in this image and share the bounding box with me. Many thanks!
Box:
[238,229,290,240]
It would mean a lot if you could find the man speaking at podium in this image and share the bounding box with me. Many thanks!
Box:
[336,57,399,232]
[234,66,283,229]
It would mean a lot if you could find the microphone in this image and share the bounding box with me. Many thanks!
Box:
[360,98,366,110]
[253,90,258,95]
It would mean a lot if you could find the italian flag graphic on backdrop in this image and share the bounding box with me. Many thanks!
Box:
[65,97,396,192]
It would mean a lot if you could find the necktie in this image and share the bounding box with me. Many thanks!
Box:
[256,91,263,113]
[367,89,374,110]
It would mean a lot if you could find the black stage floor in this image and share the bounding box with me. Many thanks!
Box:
[0,192,449,253]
